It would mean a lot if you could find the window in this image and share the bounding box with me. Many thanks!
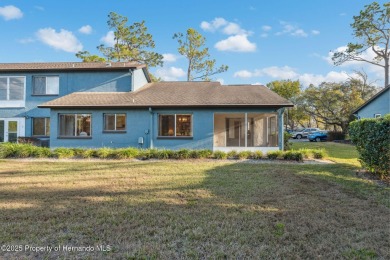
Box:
[104,114,126,131]
[158,114,192,137]
[32,118,50,136]
[0,77,25,107]
[33,76,59,95]
[59,114,91,137]
[374,113,381,118]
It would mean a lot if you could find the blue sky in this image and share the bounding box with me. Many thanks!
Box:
[0,0,386,86]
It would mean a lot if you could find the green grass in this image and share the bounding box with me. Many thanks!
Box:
[291,141,360,166]
[0,156,389,259]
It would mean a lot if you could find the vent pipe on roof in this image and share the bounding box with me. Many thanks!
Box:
[106,62,112,67]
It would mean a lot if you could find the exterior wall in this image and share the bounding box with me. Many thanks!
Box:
[133,68,148,91]
[357,88,390,118]
[50,107,285,151]
[0,70,133,138]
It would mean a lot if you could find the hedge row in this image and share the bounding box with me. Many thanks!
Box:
[349,114,390,177]
[0,143,327,162]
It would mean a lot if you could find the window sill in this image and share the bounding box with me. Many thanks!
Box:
[32,135,50,138]
[57,136,92,139]
[157,136,193,140]
[102,131,127,134]
[31,94,59,96]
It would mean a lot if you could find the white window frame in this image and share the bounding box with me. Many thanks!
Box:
[32,76,59,95]
[374,113,381,118]
[0,76,26,108]
[158,114,193,137]
[103,113,126,132]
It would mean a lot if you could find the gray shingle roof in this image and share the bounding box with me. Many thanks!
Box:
[39,81,294,108]
[0,62,145,71]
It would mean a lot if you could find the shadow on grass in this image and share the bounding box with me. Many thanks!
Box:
[0,161,389,259]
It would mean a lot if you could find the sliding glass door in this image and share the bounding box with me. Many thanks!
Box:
[0,118,25,143]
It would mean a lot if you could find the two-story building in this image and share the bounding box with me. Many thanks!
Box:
[0,62,293,152]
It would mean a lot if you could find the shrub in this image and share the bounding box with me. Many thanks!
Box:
[312,149,327,159]
[213,150,227,159]
[267,150,283,160]
[0,143,18,158]
[227,150,238,159]
[32,147,52,158]
[14,144,36,158]
[252,150,263,159]
[284,131,292,150]
[238,151,252,159]
[114,148,139,159]
[327,131,345,141]
[157,149,173,159]
[72,148,85,157]
[53,147,75,159]
[298,148,312,159]
[349,115,390,177]
[189,149,212,159]
[96,147,114,159]
[81,149,97,158]
[172,149,191,159]
[283,150,303,162]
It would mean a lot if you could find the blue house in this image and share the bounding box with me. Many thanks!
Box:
[0,62,293,152]
[353,85,390,119]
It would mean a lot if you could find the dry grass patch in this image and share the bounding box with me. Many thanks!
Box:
[0,160,389,259]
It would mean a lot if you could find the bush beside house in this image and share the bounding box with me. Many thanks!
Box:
[349,114,390,177]
[0,143,327,162]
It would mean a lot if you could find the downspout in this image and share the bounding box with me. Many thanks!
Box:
[278,108,285,150]
[149,107,154,149]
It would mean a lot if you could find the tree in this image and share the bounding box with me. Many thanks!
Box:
[267,80,308,130]
[76,12,163,68]
[301,81,368,133]
[332,2,390,86]
[75,51,106,62]
[173,28,228,81]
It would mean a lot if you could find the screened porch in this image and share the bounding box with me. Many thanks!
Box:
[213,113,280,152]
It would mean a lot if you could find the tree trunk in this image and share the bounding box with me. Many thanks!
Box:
[385,57,389,87]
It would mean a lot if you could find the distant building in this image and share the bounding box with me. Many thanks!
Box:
[353,85,390,119]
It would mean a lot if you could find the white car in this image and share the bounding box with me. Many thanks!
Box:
[291,128,320,139]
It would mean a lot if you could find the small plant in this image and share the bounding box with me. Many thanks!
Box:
[283,150,303,162]
[53,147,75,159]
[312,149,327,159]
[114,147,139,159]
[274,223,285,237]
[252,150,263,159]
[14,144,36,158]
[213,150,227,159]
[298,148,312,159]
[32,147,52,158]
[227,150,238,159]
[190,149,212,159]
[72,148,85,157]
[81,149,96,158]
[96,147,114,159]
[267,150,283,160]
[157,149,173,159]
[284,131,292,150]
[237,151,252,159]
[173,148,191,159]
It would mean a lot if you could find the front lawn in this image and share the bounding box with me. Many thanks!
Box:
[1,158,389,259]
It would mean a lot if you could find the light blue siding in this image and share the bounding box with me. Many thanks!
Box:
[357,88,389,118]
[50,107,285,151]
[133,68,148,91]
[0,70,134,138]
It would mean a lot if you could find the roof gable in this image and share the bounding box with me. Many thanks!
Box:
[353,85,390,114]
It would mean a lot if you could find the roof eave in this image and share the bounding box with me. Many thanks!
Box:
[38,104,294,109]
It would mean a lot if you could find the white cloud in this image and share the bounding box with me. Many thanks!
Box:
[78,25,92,35]
[276,21,308,37]
[0,5,23,20]
[222,22,247,35]
[162,53,178,63]
[262,25,272,31]
[215,34,256,52]
[234,66,355,87]
[216,78,225,85]
[260,33,268,38]
[19,38,35,44]
[100,31,115,47]
[311,30,320,35]
[156,66,186,81]
[200,17,228,32]
[36,28,83,53]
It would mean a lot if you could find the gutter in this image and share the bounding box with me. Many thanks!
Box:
[149,107,154,149]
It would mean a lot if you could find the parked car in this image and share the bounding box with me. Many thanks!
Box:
[291,128,320,139]
[308,131,328,142]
